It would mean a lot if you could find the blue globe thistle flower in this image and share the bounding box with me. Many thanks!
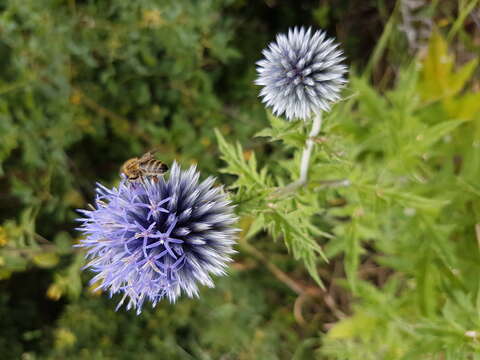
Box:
[76,162,238,314]
[255,27,348,121]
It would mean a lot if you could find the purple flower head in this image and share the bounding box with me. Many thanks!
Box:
[76,162,238,314]
[255,27,348,121]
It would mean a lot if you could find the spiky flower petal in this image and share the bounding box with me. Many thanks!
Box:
[255,27,348,121]
[76,162,238,314]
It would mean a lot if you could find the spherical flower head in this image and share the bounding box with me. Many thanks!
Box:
[255,27,348,121]
[76,162,238,314]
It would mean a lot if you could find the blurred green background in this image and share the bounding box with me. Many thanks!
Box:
[0,0,479,359]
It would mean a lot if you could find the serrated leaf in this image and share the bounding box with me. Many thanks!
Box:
[358,184,449,213]
[403,119,466,156]
[215,128,268,189]
[350,76,390,121]
[344,220,361,293]
[255,111,306,148]
[416,250,438,317]
[263,207,326,287]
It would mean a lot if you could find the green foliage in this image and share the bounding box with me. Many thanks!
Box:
[216,16,480,360]
[0,0,479,359]
[216,127,330,287]
[318,30,480,359]
[46,273,303,360]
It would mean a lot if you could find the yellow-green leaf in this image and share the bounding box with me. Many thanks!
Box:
[419,31,453,101]
[450,58,478,96]
[32,252,60,268]
[418,31,478,103]
[445,92,480,121]
[328,312,379,340]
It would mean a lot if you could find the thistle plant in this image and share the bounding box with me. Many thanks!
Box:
[74,26,348,314]
[256,27,347,190]
[2,1,478,357]
[76,163,238,314]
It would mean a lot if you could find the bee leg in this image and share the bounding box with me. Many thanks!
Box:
[139,177,148,189]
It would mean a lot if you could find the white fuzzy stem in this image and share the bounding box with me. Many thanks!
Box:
[299,112,322,185]
[275,112,323,195]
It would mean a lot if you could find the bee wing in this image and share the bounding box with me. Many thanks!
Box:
[146,148,159,156]
[139,150,157,164]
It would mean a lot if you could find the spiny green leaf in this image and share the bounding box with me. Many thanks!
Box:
[403,119,466,156]
[215,128,269,189]
[255,111,306,148]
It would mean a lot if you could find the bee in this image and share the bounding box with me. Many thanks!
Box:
[121,150,169,182]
